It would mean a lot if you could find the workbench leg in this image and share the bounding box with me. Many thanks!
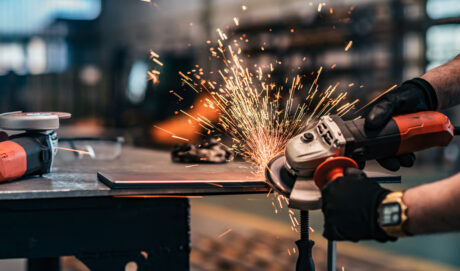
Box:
[327,240,336,271]
[27,257,60,271]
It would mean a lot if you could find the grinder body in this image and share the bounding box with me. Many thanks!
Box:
[284,111,454,187]
[0,132,56,182]
[0,112,69,183]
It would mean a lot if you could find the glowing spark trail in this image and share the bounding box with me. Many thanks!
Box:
[218,228,232,238]
[56,147,91,155]
[355,84,397,115]
[176,29,358,172]
[345,40,353,51]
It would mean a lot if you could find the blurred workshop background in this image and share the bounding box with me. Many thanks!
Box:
[0,0,460,270]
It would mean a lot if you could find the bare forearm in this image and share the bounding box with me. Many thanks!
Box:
[403,173,460,235]
[421,54,460,109]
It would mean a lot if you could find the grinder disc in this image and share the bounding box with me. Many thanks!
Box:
[0,112,71,130]
[265,155,297,197]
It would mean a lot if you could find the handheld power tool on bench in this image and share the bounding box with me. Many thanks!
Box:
[265,111,458,270]
[0,112,71,182]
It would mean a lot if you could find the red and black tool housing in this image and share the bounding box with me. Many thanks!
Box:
[0,133,53,182]
[332,111,454,162]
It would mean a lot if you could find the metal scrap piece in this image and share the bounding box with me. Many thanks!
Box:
[172,138,234,163]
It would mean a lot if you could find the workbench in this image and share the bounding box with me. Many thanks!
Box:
[0,147,268,271]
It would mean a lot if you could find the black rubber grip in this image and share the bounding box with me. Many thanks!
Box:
[9,133,52,176]
[332,116,401,161]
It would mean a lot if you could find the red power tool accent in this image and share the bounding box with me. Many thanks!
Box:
[394,111,454,155]
[313,111,455,189]
[313,157,358,189]
[0,141,27,182]
[0,111,71,183]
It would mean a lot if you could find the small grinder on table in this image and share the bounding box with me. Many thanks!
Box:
[0,112,71,183]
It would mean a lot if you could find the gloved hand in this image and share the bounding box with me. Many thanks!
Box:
[321,168,396,242]
[365,78,438,171]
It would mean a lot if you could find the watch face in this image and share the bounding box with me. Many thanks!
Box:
[380,202,401,226]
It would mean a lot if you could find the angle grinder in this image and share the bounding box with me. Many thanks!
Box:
[267,111,456,204]
[265,111,457,271]
[0,112,71,182]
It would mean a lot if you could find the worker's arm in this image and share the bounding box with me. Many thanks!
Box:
[404,172,460,234]
[321,169,460,241]
[421,54,460,109]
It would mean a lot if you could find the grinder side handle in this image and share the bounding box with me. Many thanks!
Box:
[313,157,358,189]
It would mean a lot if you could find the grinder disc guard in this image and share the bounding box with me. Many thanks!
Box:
[265,155,297,197]
[266,155,323,210]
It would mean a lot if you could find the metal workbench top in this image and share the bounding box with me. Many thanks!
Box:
[0,147,268,200]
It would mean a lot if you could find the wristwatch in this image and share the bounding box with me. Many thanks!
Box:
[378,191,411,237]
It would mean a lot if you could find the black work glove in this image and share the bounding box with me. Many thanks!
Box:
[365,78,438,171]
[321,168,396,242]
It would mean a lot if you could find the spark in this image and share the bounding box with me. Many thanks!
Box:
[177,30,357,172]
[345,40,353,51]
[355,84,397,115]
[147,71,160,85]
[266,187,273,197]
[56,147,91,155]
[233,17,239,26]
[185,164,199,168]
[241,5,247,11]
[154,125,190,142]
[149,49,159,59]
[318,3,325,12]
[218,228,232,238]
[148,50,162,85]
[152,58,164,66]
[172,135,189,142]
[153,125,175,135]
[208,182,223,188]
[170,90,184,101]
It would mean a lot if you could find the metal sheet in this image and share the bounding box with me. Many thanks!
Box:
[98,171,267,194]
